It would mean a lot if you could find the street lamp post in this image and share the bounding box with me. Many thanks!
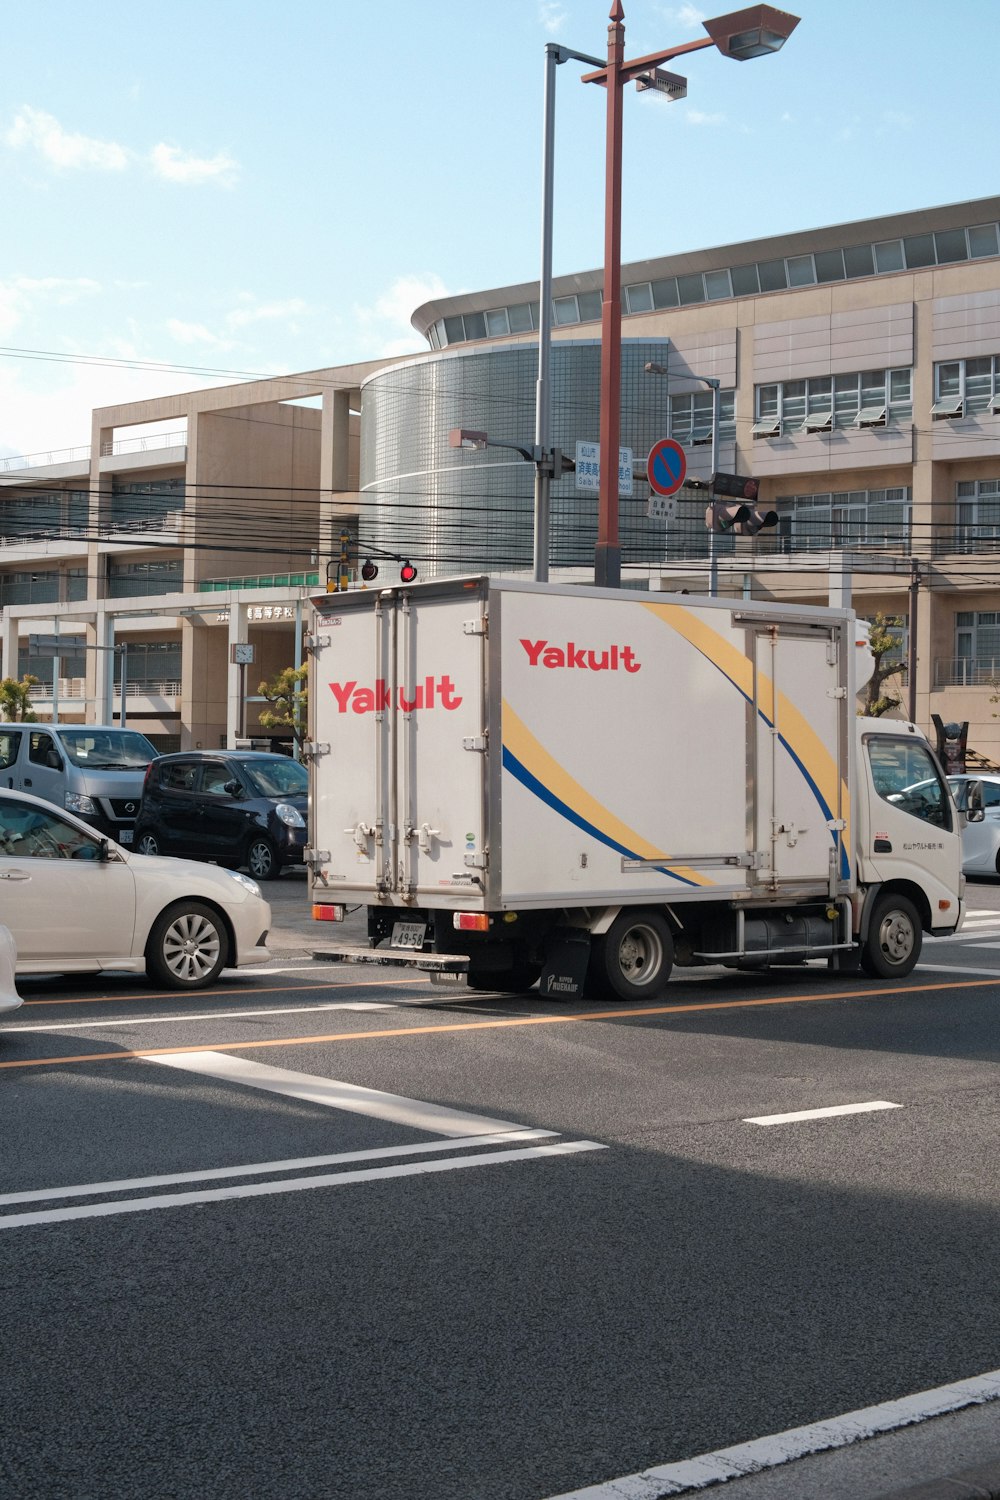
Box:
[581,3,799,588]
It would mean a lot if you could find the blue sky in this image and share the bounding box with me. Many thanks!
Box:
[2,0,998,458]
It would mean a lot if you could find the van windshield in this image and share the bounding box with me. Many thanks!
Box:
[242,757,308,798]
[58,730,157,769]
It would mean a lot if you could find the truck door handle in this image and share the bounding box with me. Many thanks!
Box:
[417,823,440,852]
[345,823,375,851]
[23,778,31,787]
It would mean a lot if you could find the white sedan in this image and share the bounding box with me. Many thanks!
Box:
[0,788,271,989]
[947,773,1000,877]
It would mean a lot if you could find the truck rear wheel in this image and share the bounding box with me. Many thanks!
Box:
[591,910,673,1002]
[860,893,921,979]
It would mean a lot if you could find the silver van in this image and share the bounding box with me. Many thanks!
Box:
[0,724,157,845]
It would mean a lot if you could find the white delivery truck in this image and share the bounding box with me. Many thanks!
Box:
[305,577,966,1000]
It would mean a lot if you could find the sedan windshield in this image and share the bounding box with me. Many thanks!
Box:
[243,757,308,798]
[58,730,157,769]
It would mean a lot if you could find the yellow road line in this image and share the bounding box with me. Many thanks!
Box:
[2,975,996,1071]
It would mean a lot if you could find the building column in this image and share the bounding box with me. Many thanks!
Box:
[227,600,250,747]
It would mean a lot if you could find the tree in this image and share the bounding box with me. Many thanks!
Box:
[860,614,905,718]
[257,664,308,751]
[0,674,39,722]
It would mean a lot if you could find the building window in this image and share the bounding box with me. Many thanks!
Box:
[553,295,579,325]
[754,368,911,436]
[775,487,911,552]
[110,477,185,531]
[933,356,1000,418]
[668,389,736,448]
[954,479,1000,552]
[107,558,183,598]
[624,282,654,314]
[955,611,1000,684]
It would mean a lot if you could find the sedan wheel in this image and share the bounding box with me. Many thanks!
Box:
[247,837,281,881]
[146,901,228,989]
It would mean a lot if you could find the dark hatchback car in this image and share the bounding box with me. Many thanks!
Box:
[134,750,308,880]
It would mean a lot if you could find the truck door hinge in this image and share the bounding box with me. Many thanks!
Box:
[303,847,330,869]
[464,850,488,870]
[300,741,330,762]
[463,617,488,636]
[302,634,329,654]
[827,686,847,699]
[463,734,487,752]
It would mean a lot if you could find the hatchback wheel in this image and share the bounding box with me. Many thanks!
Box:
[136,831,160,857]
[146,901,228,989]
[247,836,281,881]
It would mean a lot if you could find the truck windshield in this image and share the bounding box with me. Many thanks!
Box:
[58,730,157,769]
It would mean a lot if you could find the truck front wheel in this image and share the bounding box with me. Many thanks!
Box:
[591,910,673,1002]
[860,893,921,979]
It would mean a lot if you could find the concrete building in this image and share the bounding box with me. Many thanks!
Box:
[2,194,999,762]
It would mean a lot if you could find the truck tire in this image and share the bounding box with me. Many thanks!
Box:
[145,901,229,990]
[860,893,921,979]
[591,910,673,1002]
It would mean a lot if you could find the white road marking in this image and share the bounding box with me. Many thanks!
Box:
[0,1140,607,1231]
[0,1130,557,1208]
[917,962,1000,977]
[146,1049,525,1136]
[6,1001,397,1032]
[542,1367,1000,1498]
[744,1100,902,1126]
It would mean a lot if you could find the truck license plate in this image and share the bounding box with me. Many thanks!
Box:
[391,921,426,950]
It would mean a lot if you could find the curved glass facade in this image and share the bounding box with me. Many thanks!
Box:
[359,340,676,578]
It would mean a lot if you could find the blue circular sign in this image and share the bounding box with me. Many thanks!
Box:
[646,437,687,496]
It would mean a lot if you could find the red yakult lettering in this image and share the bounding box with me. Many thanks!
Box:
[519,638,641,672]
[328,675,463,713]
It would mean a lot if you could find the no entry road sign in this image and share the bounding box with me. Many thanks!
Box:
[646,437,687,496]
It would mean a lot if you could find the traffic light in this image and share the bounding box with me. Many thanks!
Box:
[360,559,379,582]
[705,473,778,535]
[399,561,418,583]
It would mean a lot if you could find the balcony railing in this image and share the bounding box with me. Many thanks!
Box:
[0,431,187,474]
[934,657,1000,689]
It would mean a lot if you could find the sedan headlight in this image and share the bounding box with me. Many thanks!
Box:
[275,803,306,828]
[65,792,98,815]
[226,871,262,897]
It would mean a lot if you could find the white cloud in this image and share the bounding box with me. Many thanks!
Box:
[686,109,726,126]
[539,2,568,33]
[5,106,128,171]
[0,276,100,339]
[656,4,705,28]
[166,318,235,348]
[149,142,239,186]
[226,297,307,329]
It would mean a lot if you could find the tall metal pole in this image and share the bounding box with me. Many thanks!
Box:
[908,558,920,722]
[533,45,558,584]
[595,2,625,589]
[706,378,720,597]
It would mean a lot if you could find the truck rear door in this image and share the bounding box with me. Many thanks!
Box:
[748,614,849,889]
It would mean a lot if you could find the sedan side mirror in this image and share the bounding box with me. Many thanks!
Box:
[965,781,985,823]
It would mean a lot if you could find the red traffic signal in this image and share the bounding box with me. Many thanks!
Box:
[399,561,418,583]
[710,471,759,501]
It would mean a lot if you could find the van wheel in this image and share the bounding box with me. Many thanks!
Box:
[136,831,160,857]
[860,893,921,978]
[146,901,228,989]
[591,910,674,1002]
[247,837,281,881]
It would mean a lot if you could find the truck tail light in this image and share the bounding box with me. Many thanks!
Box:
[453,912,490,932]
[312,904,345,923]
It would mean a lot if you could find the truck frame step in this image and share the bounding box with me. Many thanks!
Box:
[311,941,468,973]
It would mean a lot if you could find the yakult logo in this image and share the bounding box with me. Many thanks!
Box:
[329,676,463,713]
[520,638,641,672]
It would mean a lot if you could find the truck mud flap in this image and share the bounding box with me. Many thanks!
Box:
[311,941,468,974]
[538,930,591,1001]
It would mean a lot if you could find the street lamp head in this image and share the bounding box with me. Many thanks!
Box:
[644,362,669,375]
[634,68,687,100]
[702,4,799,60]
[449,428,489,450]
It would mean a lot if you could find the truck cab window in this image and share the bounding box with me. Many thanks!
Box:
[867,738,952,830]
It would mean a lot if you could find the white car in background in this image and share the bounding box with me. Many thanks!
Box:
[0,788,271,989]
[946,773,1000,877]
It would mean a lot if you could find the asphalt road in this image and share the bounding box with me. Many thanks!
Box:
[3,873,1000,1500]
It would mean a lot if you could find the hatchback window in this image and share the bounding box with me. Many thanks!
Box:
[161,762,198,792]
[242,758,308,797]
